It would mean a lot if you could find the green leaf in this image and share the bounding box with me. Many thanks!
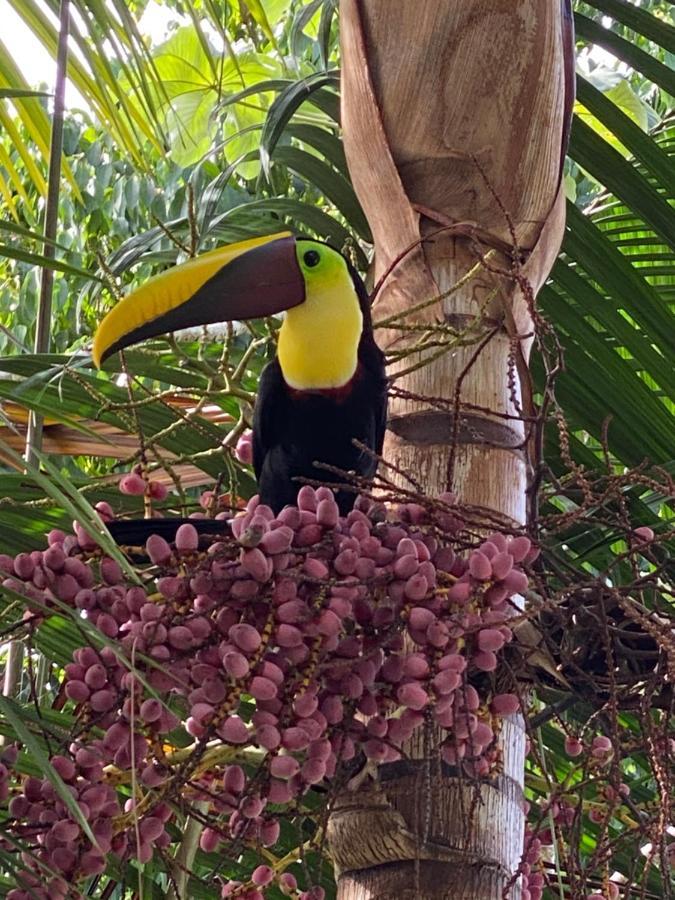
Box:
[0,244,104,282]
[0,88,51,99]
[0,220,79,254]
[568,117,675,249]
[35,615,87,667]
[583,0,675,54]
[575,13,675,96]
[563,202,675,357]
[286,123,348,177]
[575,77,675,194]
[0,694,99,848]
[240,0,279,49]
[259,71,340,177]
[0,437,141,584]
[273,145,371,241]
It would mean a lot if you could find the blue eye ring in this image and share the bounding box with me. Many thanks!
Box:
[303,249,321,268]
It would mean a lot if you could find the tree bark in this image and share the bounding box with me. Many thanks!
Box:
[328,2,573,897]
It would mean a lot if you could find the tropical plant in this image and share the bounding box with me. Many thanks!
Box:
[0,1,672,898]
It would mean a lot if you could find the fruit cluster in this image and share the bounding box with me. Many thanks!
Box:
[0,486,537,898]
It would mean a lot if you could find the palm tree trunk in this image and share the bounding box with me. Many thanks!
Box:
[327,2,573,897]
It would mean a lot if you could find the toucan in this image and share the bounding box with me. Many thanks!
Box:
[92,232,387,546]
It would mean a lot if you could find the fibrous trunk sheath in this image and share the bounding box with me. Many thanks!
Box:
[329,1,573,897]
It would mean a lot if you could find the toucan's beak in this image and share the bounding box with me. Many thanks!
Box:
[92,232,304,367]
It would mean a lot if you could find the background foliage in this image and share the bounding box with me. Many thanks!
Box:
[0,0,673,897]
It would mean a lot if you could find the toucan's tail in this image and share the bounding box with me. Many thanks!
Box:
[106,517,231,547]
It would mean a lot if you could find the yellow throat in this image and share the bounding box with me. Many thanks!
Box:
[277,246,363,390]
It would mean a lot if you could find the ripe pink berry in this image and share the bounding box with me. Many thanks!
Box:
[270,755,300,779]
[145,536,172,568]
[50,755,76,781]
[490,552,514,580]
[218,716,249,744]
[276,624,303,648]
[260,526,293,555]
[564,736,584,758]
[299,751,327,782]
[503,569,528,594]
[334,549,357,576]
[393,554,418,579]
[433,669,461,695]
[279,873,298,895]
[591,735,613,758]
[80,850,106,875]
[490,693,520,716]
[224,765,246,794]
[477,628,506,652]
[51,819,79,842]
[473,650,498,672]
[507,536,531,563]
[297,485,317,512]
[250,676,277,701]
[200,827,220,853]
[148,480,169,500]
[316,498,339,527]
[90,689,116,712]
[223,651,249,679]
[65,680,90,703]
[256,724,281,750]
[397,683,429,710]
[404,573,428,601]
[241,547,272,582]
[175,523,199,552]
[140,816,164,842]
[119,473,146,496]
[229,623,262,654]
[260,818,280,846]
[447,581,472,603]
[235,431,253,465]
[469,551,492,581]
[408,607,435,630]
[402,654,430,679]
[252,865,274,887]
[282,727,310,752]
[43,545,66,572]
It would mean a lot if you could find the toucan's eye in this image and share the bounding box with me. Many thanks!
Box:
[303,249,321,268]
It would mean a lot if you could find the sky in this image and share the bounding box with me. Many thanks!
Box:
[1,1,626,117]
[1,0,179,108]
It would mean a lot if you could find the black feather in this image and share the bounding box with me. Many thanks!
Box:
[252,263,387,514]
[106,517,231,546]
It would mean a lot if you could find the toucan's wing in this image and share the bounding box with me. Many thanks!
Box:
[252,359,288,482]
[361,339,388,458]
[374,380,388,458]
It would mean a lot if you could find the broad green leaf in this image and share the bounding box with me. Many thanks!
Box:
[35,614,87,667]
[575,77,675,194]
[568,117,675,249]
[240,0,279,48]
[273,145,371,241]
[583,0,675,54]
[575,13,675,96]
[563,202,675,356]
[0,244,105,281]
[260,0,291,27]
[259,70,340,176]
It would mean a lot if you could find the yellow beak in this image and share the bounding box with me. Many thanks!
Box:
[92,232,304,368]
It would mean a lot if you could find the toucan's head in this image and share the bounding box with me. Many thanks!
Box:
[92,233,369,382]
